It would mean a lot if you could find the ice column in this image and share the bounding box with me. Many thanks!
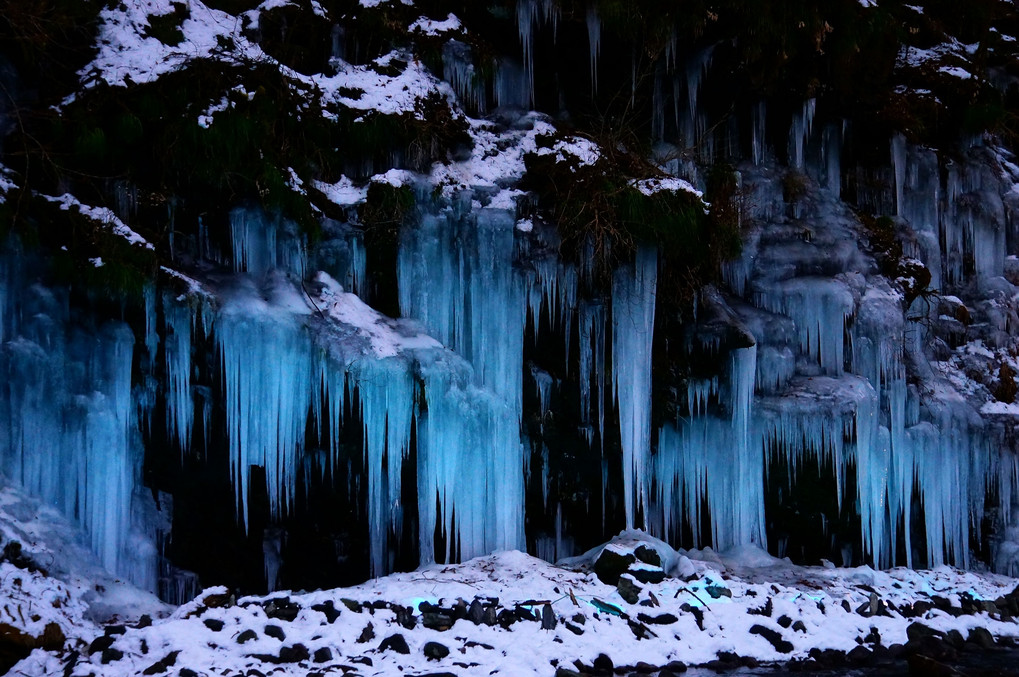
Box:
[754,278,854,375]
[586,6,601,93]
[613,247,658,529]
[789,99,816,170]
[398,208,527,562]
[654,346,763,549]
[164,294,193,452]
[217,303,314,529]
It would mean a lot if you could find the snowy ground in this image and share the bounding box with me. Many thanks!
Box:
[7,508,1019,676]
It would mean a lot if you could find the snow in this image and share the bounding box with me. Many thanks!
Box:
[11,530,1019,676]
[0,476,169,629]
[940,65,974,80]
[315,272,442,359]
[630,176,705,201]
[409,13,463,36]
[429,114,603,199]
[313,175,368,205]
[41,193,154,250]
[83,0,241,90]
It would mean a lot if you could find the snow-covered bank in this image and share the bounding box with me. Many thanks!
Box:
[8,529,1019,676]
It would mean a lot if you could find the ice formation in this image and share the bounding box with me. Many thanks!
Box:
[3,7,1019,602]
[0,246,158,590]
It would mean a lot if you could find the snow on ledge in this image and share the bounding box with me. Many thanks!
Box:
[409,13,463,36]
[630,176,705,202]
[314,272,442,358]
[40,193,154,250]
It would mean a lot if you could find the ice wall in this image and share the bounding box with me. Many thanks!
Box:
[0,245,157,590]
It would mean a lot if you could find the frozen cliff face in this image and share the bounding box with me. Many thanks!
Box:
[2,0,1019,600]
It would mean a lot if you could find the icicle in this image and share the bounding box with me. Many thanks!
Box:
[144,284,159,368]
[217,294,314,530]
[655,346,763,549]
[516,0,559,106]
[892,133,907,217]
[230,207,307,279]
[443,40,486,114]
[754,278,854,375]
[586,6,600,94]
[353,362,414,576]
[163,293,193,453]
[752,101,767,166]
[789,99,816,170]
[822,123,843,198]
[399,208,527,563]
[416,358,523,564]
[613,247,658,529]
[532,365,554,420]
[263,528,283,592]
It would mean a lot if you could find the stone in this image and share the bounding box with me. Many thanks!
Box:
[967,626,995,649]
[847,645,872,664]
[617,575,642,604]
[466,599,485,625]
[421,612,453,631]
[202,618,224,632]
[264,598,301,622]
[628,566,666,585]
[277,644,310,663]
[141,650,180,675]
[594,547,636,585]
[101,647,124,664]
[356,622,374,643]
[313,647,332,663]
[202,591,235,608]
[236,629,257,644]
[906,622,942,643]
[541,603,557,630]
[637,612,678,625]
[311,601,341,623]
[423,641,449,660]
[593,653,614,671]
[704,585,731,599]
[633,545,661,567]
[749,624,793,653]
[379,633,410,654]
[88,634,116,654]
[264,624,286,641]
